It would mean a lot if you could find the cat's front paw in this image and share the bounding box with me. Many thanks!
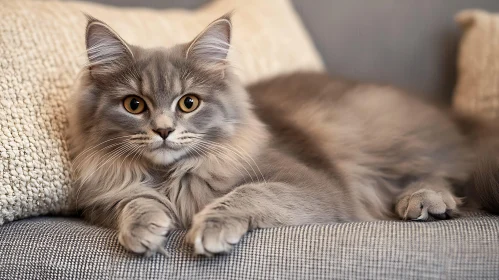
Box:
[396,188,461,221]
[118,199,173,257]
[186,208,249,257]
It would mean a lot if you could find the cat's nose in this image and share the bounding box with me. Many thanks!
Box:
[153,128,174,140]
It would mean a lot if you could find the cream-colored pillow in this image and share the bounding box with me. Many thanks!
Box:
[454,10,499,120]
[0,0,324,224]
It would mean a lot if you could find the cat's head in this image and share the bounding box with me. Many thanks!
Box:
[73,14,252,166]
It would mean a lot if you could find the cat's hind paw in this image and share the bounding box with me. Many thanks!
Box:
[395,188,462,221]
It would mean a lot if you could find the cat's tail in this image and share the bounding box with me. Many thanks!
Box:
[469,153,499,215]
[457,113,499,215]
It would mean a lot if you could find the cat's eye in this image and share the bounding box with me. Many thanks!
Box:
[178,94,200,113]
[123,96,147,114]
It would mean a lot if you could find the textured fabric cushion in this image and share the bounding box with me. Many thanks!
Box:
[0,0,324,225]
[454,9,499,119]
[0,214,498,279]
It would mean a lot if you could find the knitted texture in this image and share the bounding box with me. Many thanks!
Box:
[454,10,499,120]
[0,0,324,225]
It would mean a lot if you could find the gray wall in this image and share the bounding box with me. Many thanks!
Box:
[83,0,499,103]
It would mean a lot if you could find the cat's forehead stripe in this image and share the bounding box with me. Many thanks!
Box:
[138,58,184,97]
[155,61,166,95]
[171,74,182,94]
[139,69,154,99]
[184,77,194,90]
[129,78,139,92]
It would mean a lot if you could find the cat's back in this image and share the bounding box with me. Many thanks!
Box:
[248,72,453,147]
[247,72,472,182]
[248,72,433,124]
[247,71,427,146]
[248,72,355,113]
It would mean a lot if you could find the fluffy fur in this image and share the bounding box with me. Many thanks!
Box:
[68,15,499,257]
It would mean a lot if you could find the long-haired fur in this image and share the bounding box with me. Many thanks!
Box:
[68,15,499,257]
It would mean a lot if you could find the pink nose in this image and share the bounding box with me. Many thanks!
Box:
[153,128,173,139]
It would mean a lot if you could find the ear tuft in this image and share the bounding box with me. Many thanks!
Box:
[186,13,232,68]
[85,15,133,76]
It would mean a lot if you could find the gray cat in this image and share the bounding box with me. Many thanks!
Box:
[68,14,499,257]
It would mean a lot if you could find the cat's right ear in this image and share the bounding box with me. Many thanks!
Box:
[185,14,232,74]
[85,15,134,77]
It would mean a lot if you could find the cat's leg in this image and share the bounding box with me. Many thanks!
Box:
[395,177,462,221]
[77,185,177,256]
[186,182,335,256]
[118,196,176,256]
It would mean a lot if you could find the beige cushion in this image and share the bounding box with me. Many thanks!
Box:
[454,10,499,120]
[0,0,324,224]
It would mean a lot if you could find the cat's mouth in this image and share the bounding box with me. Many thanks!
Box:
[150,140,184,151]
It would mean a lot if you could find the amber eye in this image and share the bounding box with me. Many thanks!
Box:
[178,94,200,113]
[123,96,146,114]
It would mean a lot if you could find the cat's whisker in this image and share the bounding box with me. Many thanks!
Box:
[227,142,267,184]
[74,144,129,205]
[118,143,144,172]
[195,141,255,184]
[77,142,134,193]
[214,144,260,184]
[128,145,147,171]
[73,141,127,174]
[194,142,234,164]
[74,142,129,210]
[194,144,247,182]
[85,145,132,183]
[224,121,254,125]
[197,147,218,165]
[130,134,150,139]
[130,140,154,145]
[87,144,146,218]
[197,139,264,183]
[217,141,265,184]
[72,134,143,171]
[197,146,244,182]
[171,140,195,145]
[73,139,132,170]
[189,143,210,159]
[190,145,209,162]
[184,148,196,161]
[72,135,133,164]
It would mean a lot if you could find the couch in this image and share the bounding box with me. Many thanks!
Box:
[1,213,498,279]
[1,1,499,279]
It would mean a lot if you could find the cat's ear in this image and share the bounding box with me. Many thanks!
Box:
[85,15,134,76]
[186,14,232,71]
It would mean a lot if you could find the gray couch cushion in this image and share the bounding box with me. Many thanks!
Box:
[0,213,498,279]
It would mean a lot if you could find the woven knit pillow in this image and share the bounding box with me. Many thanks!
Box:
[0,0,324,224]
[454,10,499,120]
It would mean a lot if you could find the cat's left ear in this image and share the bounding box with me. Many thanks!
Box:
[85,15,134,77]
[186,14,232,72]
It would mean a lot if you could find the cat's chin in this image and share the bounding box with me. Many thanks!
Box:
[145,148,188,166]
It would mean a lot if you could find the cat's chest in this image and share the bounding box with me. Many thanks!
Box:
[150,157,251,227]
[161,171,234,228]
